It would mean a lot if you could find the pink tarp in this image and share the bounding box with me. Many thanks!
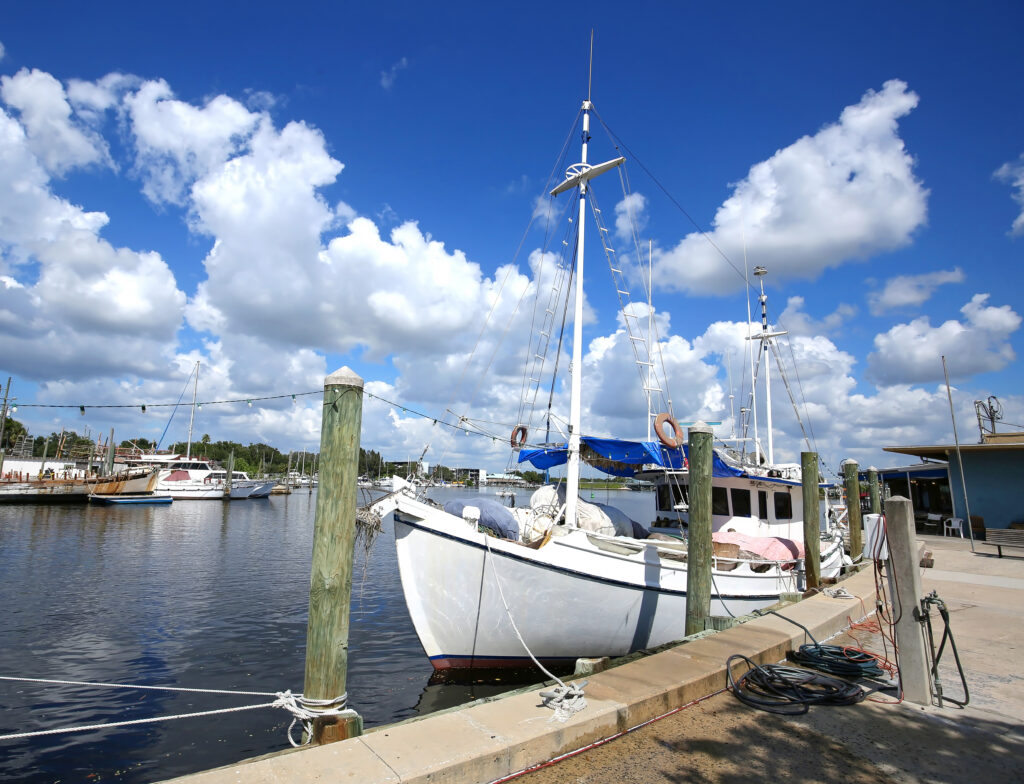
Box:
[712,531,804,564]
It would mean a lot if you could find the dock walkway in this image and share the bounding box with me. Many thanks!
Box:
[166,535,1024,784]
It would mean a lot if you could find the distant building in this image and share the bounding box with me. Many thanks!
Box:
[483,472,527,487]
[884,431,1024,532]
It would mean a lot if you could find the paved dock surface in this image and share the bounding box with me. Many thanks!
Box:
[165,535,1024,784]
[518,535,1024,784]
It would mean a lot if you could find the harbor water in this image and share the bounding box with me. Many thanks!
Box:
[0,486,656,783]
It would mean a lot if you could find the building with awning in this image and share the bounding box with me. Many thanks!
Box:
[884,431,1024,532]
[861,461,952,523]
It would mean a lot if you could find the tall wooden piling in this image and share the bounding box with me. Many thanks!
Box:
[842,459,863,561]
[868,467,881,515]
[685,424,713,637]
[801,451,821,590]
[884,495,932,704]
[303,367,364,743]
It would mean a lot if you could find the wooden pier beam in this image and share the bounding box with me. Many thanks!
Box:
[801,451,821,590]
[868,467,881,515]
[303,367,364,743]
[685,424,713,637]
[842,459,863,561]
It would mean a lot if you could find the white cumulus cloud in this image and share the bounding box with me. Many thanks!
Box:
[867,293,1021,386]
[779,296,857,336]
[126,79,261,205]
[868,267,964,315]
[0,68,112,175]
[653,80,928,295]
[0,74,187,381]
[995,154,1024,236]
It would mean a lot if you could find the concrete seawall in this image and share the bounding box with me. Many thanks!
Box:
[166,567,880,784]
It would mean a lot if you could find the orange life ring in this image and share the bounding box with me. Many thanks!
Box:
[510,424,528,449]
[654,413,684,449]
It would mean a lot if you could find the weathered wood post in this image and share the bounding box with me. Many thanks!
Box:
[884,495,932,705]
[225,450,234,497]
[842,459,863,562]
[868,467,881,515]
[685,423,713,637]
[303,367,364,743]
[801,452,821,590]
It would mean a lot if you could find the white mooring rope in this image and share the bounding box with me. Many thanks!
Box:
[0,676,347,747]
[483,537,587,722]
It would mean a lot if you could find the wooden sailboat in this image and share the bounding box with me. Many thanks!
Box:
[370,82,846,670]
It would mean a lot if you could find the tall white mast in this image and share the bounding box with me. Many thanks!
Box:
[647,240,654,442]
[185,360,200,459]
[549,95,624,526]
[750,267,786,466]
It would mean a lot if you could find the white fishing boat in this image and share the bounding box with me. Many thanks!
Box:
[201,470,268,499]
[371,82,846,670]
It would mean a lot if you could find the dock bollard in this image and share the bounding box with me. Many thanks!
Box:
[801,451,820,590]
[303,367,364,743]
[685,424,712,637]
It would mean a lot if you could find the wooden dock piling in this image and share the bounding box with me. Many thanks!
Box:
[685,424,713,637]
[842,459,863,561]
[801,451,821,590]
[884,495,932,704]
[868,467,881,515]
[303,367,364,743]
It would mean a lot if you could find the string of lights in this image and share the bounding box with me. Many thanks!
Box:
[9,389,531,447]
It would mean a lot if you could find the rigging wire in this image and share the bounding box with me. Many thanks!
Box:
[591,108,754,293]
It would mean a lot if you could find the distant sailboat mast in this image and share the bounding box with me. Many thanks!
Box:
[185,360,200,459]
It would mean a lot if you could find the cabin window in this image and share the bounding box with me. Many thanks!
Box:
[656,482,688,511]
[731,488,751,517]
[774,491,793,520]
[758,490,768,520]
[712,486,730,516]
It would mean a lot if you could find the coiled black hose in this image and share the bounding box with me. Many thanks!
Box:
[726,654,865,715]
[764,610,888,679]
[790,643,886,679]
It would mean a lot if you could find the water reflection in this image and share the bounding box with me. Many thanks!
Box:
[0,486,655,783]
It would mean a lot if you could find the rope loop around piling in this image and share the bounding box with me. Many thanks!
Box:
[274,690,351,747]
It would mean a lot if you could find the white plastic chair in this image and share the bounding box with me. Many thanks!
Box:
[943,517,964,538]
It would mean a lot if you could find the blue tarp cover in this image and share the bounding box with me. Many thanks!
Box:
[517,436,745,478]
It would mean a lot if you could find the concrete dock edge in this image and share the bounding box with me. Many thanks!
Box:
[164,567,879,784]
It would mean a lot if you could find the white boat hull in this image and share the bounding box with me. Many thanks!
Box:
[153,480,225,500]
[391,495,843,669]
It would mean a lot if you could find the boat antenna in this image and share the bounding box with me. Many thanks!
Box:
[587,29,594,103]
[742,226,760,464]
[185,360,199,459]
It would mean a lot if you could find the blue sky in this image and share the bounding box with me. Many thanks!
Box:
[1,1,1022,477]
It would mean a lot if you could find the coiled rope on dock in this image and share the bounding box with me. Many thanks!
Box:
[0,676,347,747]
